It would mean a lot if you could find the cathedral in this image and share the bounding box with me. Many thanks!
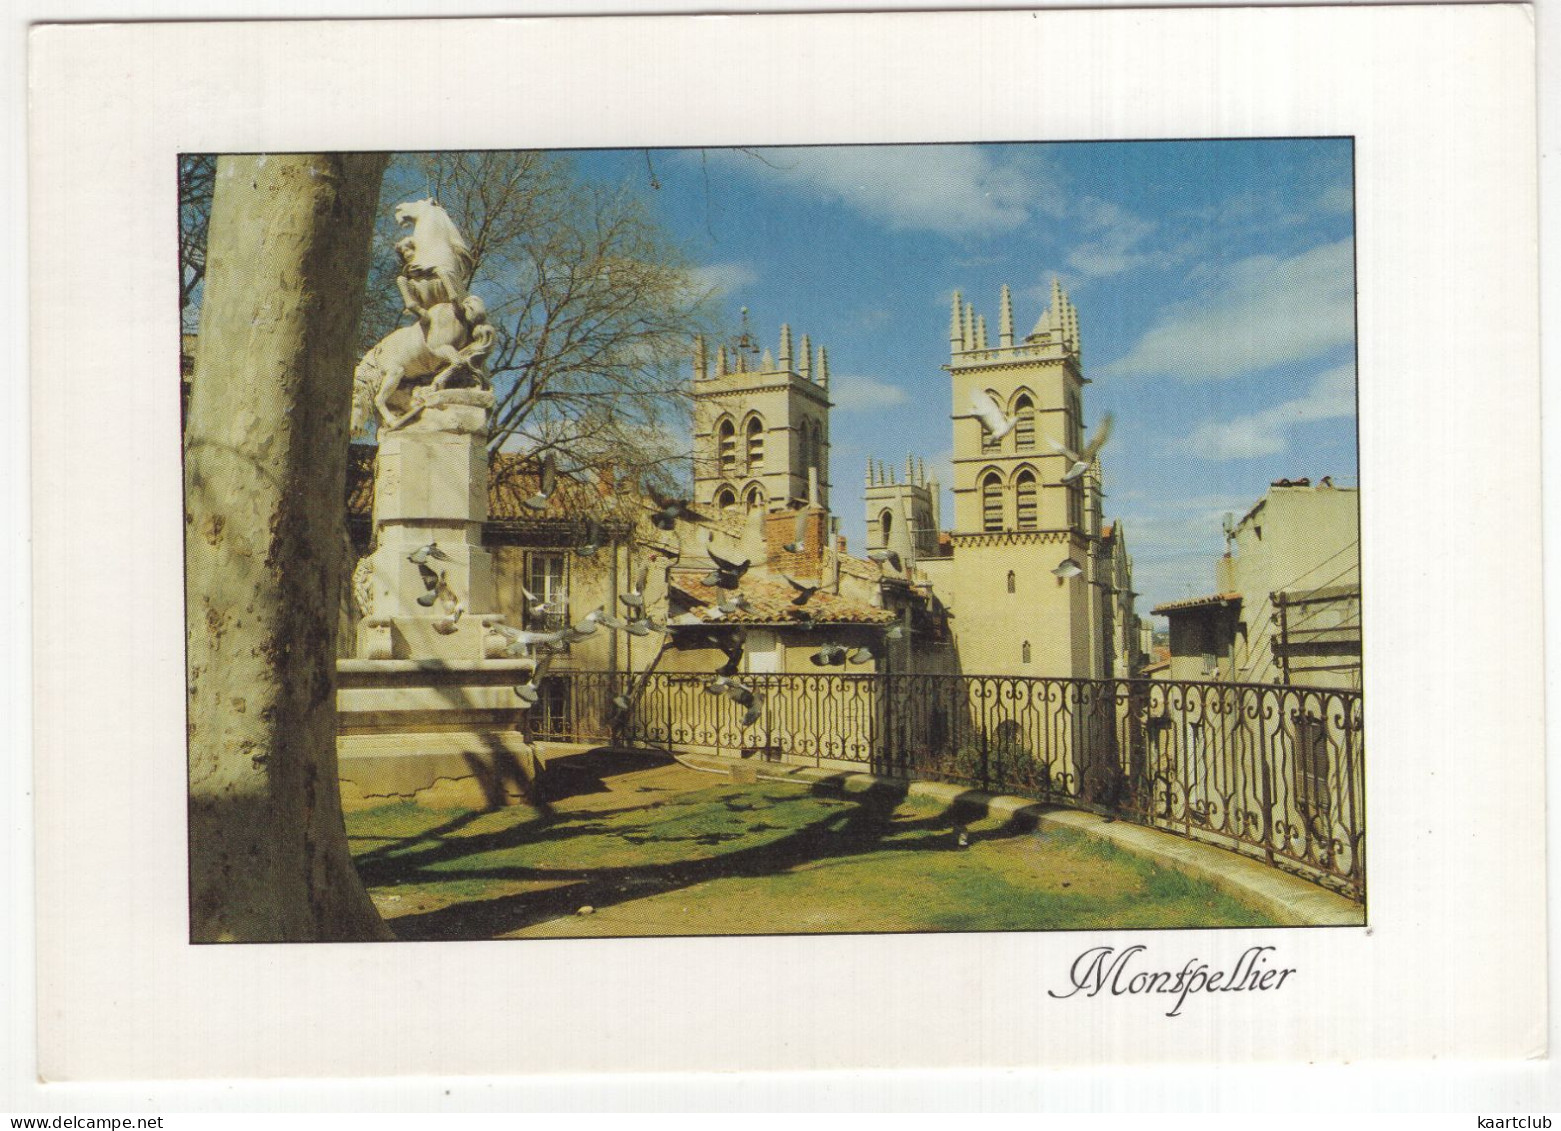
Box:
[689,284,1140,681]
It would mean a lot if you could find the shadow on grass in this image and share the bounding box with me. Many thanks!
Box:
[356,747,1050,941]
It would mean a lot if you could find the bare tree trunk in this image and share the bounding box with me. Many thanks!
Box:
[185,153,392,942]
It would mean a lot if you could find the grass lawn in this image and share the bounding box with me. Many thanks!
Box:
[345,748,1279,940]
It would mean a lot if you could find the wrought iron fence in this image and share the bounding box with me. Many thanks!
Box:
[529,670,1365,902]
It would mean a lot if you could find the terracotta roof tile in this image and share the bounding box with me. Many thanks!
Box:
[1151,592,1241,615]
[668,571,896,627]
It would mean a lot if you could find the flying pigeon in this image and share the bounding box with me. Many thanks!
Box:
[810,643,848,667]
[886,623,907,641]
[620,563,651,609]
[512,652,553,705]
[971,389,1017,442]
[785,576,821,606]
[782,508,809,554]
[408,542,453,566]
[576,518,605,557]
[867,547,902,571]
[1046,411,1115,483]
[521,584,564,617]
[1052,558,1084,584]
[414,562,442,607]
[739,694,765,729]
[716,641,745,678]
[704,550,750,590]
[490,622,570,656]
[646,485,703,531]
[435,575,464,624]
[524,451,557,510]
[724,681,756,708]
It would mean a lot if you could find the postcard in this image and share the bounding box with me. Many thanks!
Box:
[28,7,1543,1086]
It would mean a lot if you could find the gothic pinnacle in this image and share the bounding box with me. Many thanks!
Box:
[999,284,1014,347]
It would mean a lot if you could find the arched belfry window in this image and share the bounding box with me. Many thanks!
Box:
[715,486,737,510]
[1014,394,1036,450]
[981,472,1004,532]
[1016,469,1038,530]
[743,483,765,512]
[717,418,737,475]
[880,509,893,544]
[1022,641,1032,665]
[1006,570,1016,594]
[746,416,765,470]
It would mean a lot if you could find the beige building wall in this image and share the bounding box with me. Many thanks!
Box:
[1226,482,1361,687]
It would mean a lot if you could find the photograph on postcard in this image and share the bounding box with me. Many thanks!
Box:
[181,141,1364,945]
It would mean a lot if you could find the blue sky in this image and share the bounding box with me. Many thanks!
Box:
[566,140,1358,616]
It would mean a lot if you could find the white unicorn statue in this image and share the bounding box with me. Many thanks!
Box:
[351,198,495,434]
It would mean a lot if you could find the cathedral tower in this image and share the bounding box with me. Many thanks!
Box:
[864,455,939,574]
[942,279,1105,678]
[691,313,832,515]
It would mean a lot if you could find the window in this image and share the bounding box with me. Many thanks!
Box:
[1006,570,1016,594]
[1014,394,1035,450]
[717,418,737,475]
[525,551,569,632]
[715,486,737,510]
[880,509,893,543]
[1016,469,1037,529]
[746,416,765,470]
[743,484,765,512]
[981,472,1004,532]
[1022,640,1032,665]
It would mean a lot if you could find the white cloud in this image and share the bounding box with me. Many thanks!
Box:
[718,146,1053,237]
[829,375,910,412]
[1104,238,1356,379]
[686,261,758,299]
[1179,364,1357,461]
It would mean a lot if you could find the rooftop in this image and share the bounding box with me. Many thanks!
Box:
[1151,592,1241,616]
[668,572,896,628]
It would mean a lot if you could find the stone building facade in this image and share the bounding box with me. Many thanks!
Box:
[1154,478,1361,689]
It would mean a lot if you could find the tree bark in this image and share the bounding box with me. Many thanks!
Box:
[185,153,393,942]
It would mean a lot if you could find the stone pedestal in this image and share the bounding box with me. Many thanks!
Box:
[357,429,501,661]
